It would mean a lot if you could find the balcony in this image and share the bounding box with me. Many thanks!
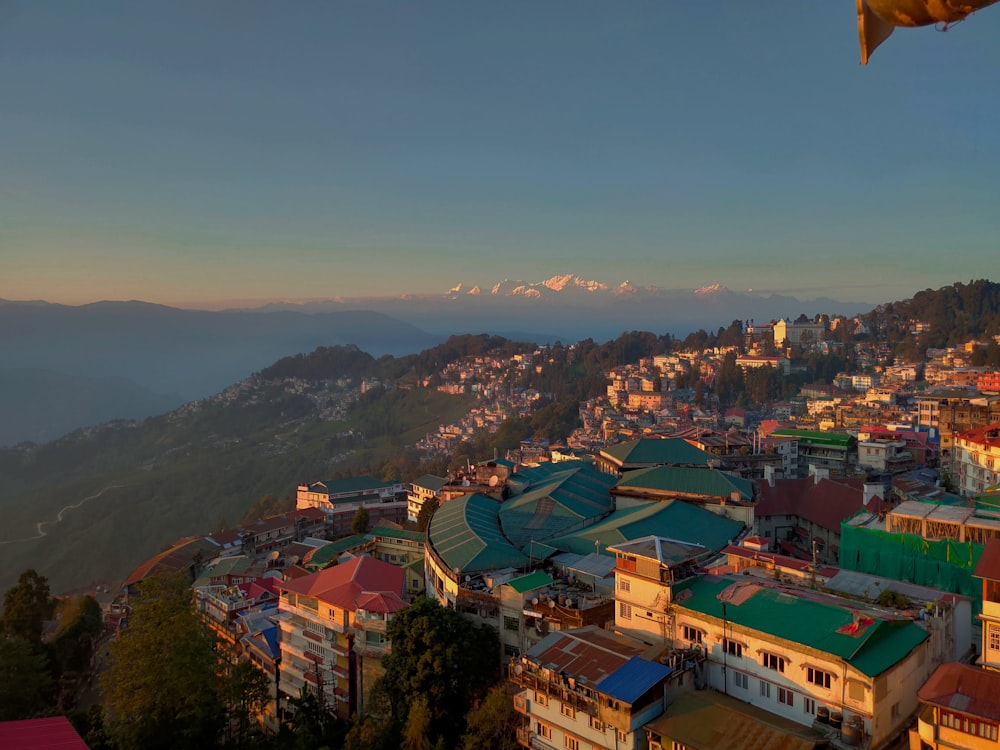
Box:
[513,692,528,715]
[916,705,936,746]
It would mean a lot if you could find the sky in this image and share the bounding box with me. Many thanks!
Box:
[2,2,999,308]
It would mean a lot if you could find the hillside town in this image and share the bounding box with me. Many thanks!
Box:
[8,310,1000,750]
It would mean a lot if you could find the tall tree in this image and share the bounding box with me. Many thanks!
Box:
[101,574,223,750]
[461,686,519,750]
[379,598,500,749]
[351,505,370,536]
[2,568,53,643]
[0,637,55,720]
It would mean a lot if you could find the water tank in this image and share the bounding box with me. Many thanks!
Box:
[841,716,863,746]
[816,707,830,724]
[830,711,843,730]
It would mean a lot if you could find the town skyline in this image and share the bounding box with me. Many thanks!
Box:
[3,3,1000,308]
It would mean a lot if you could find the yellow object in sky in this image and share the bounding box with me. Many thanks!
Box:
[857,0,1000,63]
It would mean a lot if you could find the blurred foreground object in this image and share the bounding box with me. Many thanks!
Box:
[857,0,1000,64]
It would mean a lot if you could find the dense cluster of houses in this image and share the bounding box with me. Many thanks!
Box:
[108,316,1000,750]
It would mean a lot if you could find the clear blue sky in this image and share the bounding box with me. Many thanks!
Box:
[2,2,998,307]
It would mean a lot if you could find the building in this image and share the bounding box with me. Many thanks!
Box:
[275,555,407,718]
[296,476,407,535]
[619,570,939,749]
[954,425,1000,498]
[773,318,825,348]
[407,474,448,522]
[595,437,717,476]
[769,429,855,478]
[510,626,672,750]
[736,354,791,375]
[912,663,1000,749]
[368,526,426,598]
[754,475,879,564]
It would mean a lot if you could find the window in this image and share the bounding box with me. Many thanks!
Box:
[504,616,519,632]
[778,687,794,707]
[618,729,628,743]
[618,578,631,592]
[807,667,833,689]
[619,602,632,619]
[760,681,771,698]
[564,737,580,750]
[536,722,552,740]
[760,652,785,673]
[940,710,999,741]
[561,703,576,719]
[891,702,900,719]
[848,681,867,702]
[724,639,743,658]
[733,672,748,690]
[589,715,604,731]
[804,698,816,715]
[990,625,1000,652]
[534,691,548,707]
[682,625,704,644]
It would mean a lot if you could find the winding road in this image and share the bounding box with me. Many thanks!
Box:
[0,484,126,545]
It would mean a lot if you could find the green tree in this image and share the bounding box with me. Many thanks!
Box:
[416,497,439,533]
[0,637,56,720]
[351,505,370,536]
[101,574,224,750]
[2,569,54,643]
[403,695,433,750]
[461,686,519,750]
[222,661,271,748]
[379,598,500,749]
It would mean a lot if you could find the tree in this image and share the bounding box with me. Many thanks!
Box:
[461,686,519,750]
[2,569,53,643]
[379,598,500,749]
[101,574,224,750]
[0,637,55,720]
[416,497,439,533]
[402,696,433,750]
[222,661,271,748]
[351,505,370,536]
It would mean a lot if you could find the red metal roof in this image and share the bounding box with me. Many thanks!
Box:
[919,663,1000,721]
[974,538,1000,581]
[0,717,90,750]
[756,476,873,533]
[276,555,405,612]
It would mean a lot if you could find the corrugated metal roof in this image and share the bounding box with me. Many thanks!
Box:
[0,717,91,750]
[524,625,649,685]
[600,437,716,467]
[679,575,929,678]
[770,429,853,447]
[506,570,553,593]
[428,493,529,573]
[616,465,754,501]
[595,656,671,704]
[542,500,743,558]
[919,662,1000,721]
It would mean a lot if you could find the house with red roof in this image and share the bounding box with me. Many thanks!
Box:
[0,717,90,750]
[275,554,407,719]
[912,662,1000,748]
[754,475,887,565]
[955,425,1000,498]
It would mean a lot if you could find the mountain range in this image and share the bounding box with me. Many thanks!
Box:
[0,279,869,447]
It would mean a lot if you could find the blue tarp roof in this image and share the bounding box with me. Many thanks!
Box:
[596,655,671,704]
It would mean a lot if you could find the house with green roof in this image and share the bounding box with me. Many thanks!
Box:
[769,429,856,478]
[595,438,717,476]
[618,569,939,749]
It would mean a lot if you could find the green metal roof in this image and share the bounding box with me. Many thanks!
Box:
[600,438,716,467]
[499,464,615,548]
[304,535,368,569]
[616,466,754,502]
[678,576,928,678]
[428,493,530,574]
[506,570,554,593]
[541,500,743,558]
[770,429,853,447]
[371,526,425,543]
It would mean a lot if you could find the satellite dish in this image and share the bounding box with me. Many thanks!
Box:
[549,600,556,609]
[268,551,280,561]
[489,475,499,487]
[532,598,539,606]
[514,664,523,675]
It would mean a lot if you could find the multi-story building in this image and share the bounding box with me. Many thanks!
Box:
[769,429,855,478]
[510,626,672,750]
[912,663,1000,749]
[773,318,825,348]
[610,542,944,749]
[406,474,448,522]
[955,425,1000,497]
[296,476,407,535]
[275,555,407,718]
[368,526,426,598]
